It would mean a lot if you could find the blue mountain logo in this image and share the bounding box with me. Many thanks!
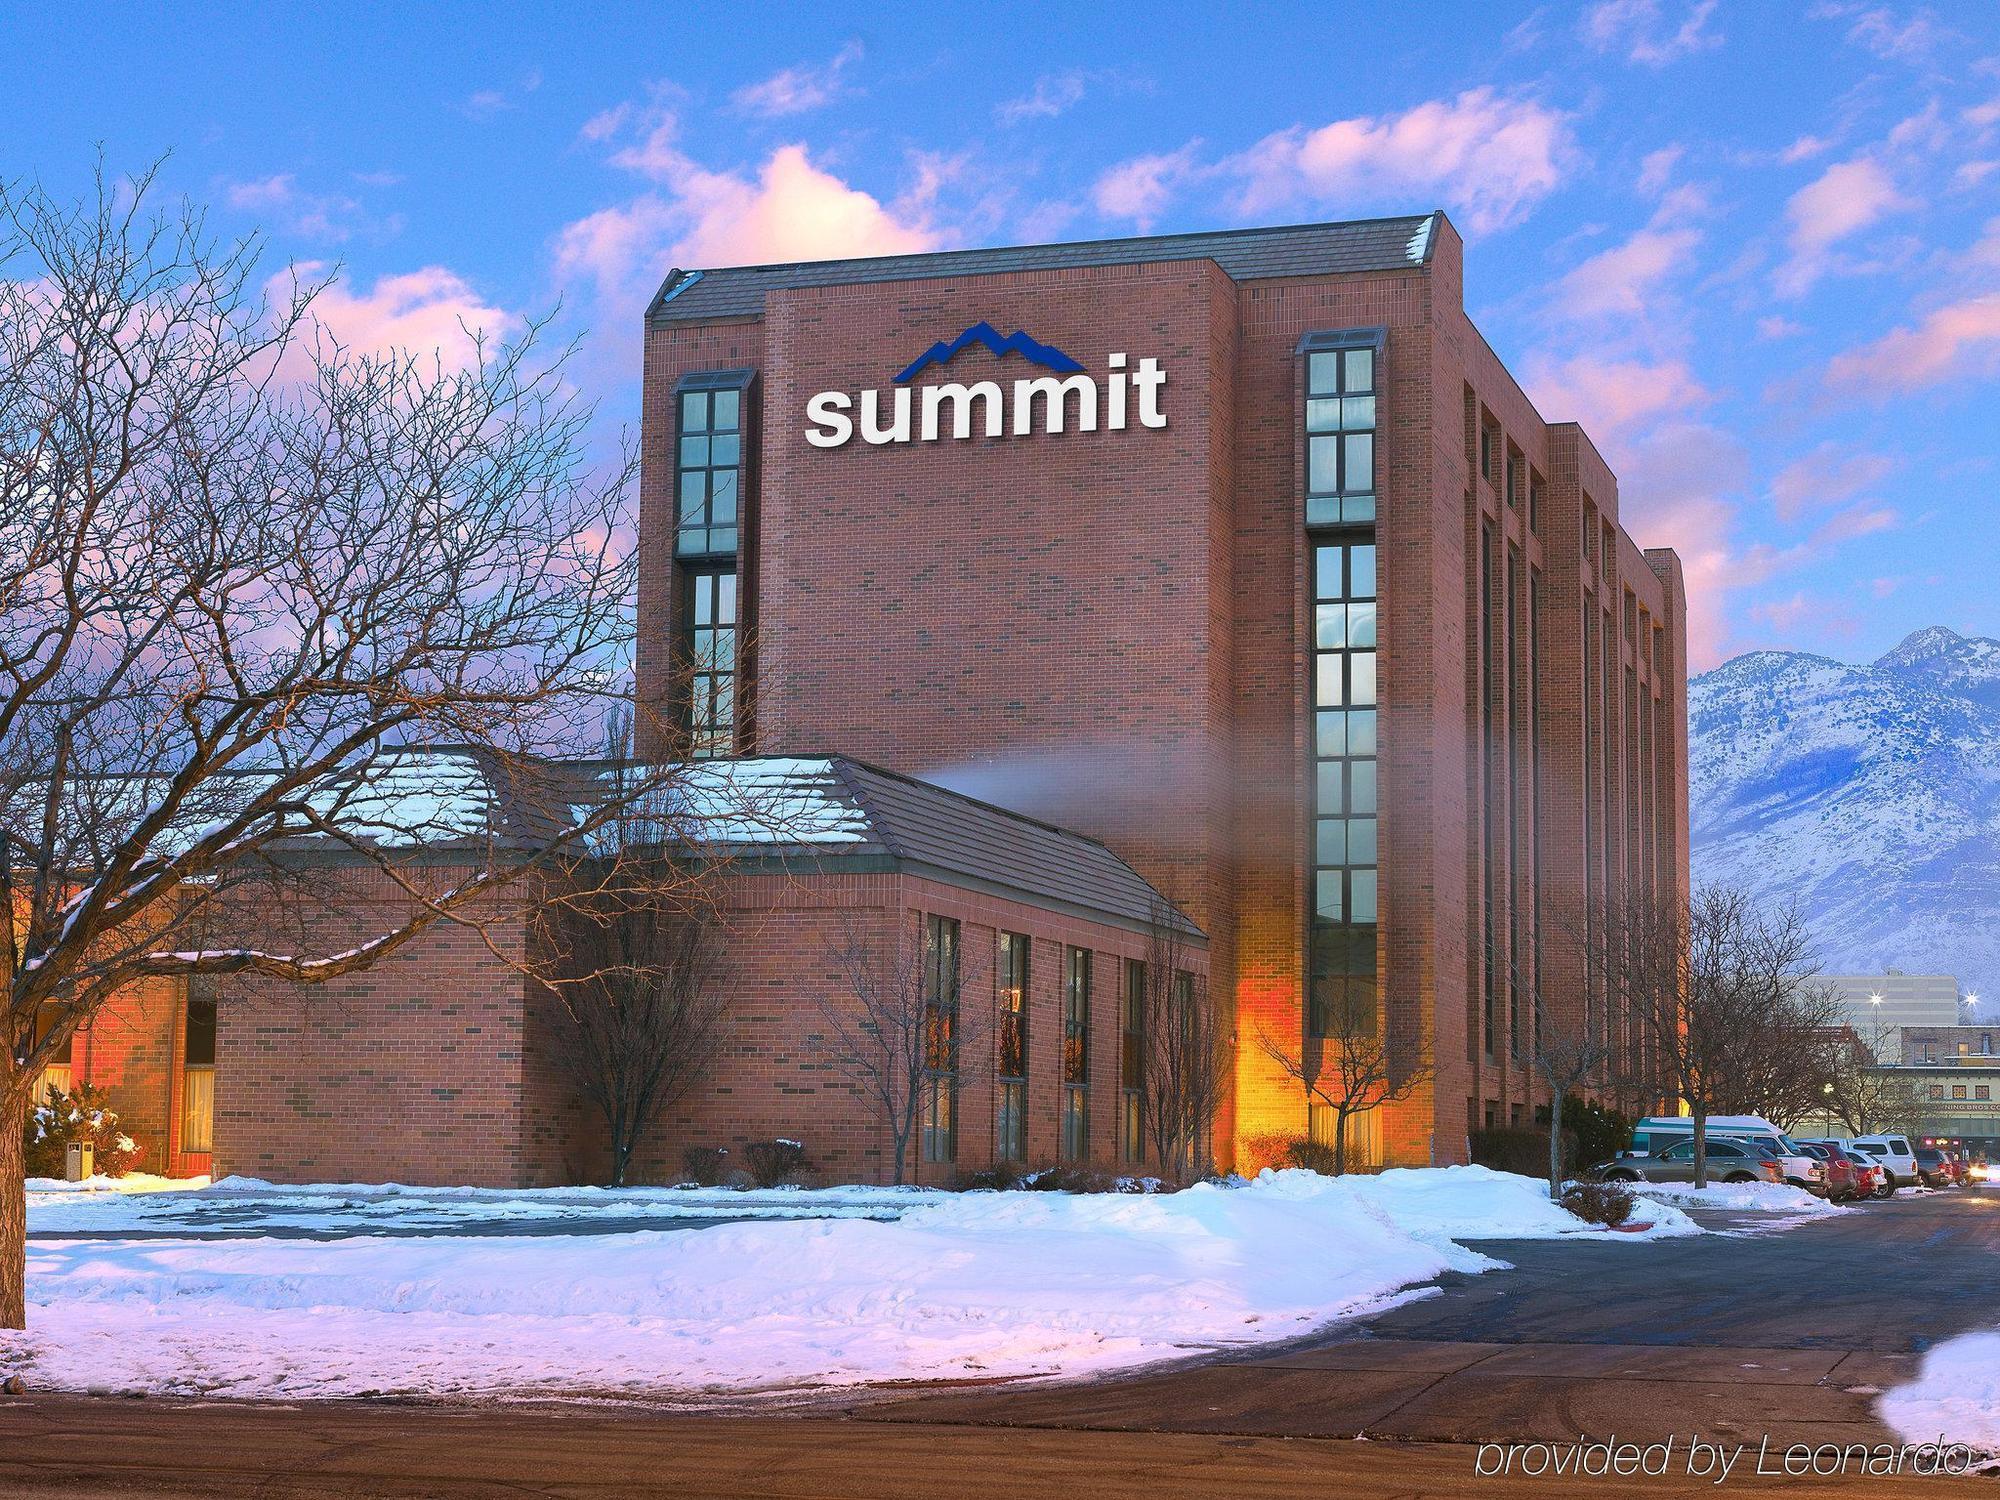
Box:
[892,321,1086,384]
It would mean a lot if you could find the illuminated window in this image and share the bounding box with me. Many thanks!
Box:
[1062,947,1091,1160]
[920,914,960,1164]
[1309,539,1379,1037]
[997,933,1029,1162]
[1120,957,1146,1163]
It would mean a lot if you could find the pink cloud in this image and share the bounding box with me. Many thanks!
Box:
[1553,224,1701,320]
[1769,442,1896,522]
[286,263,516,373]
[1091,143,1202,231]
[1749,591,1860,640]
[1775,157,1913,297]
[1226,88,1576,234]
[1824,291,2000,392]
[1521,352,1709,443]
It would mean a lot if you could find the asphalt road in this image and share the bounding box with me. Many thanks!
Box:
[0,1187,1993,1498]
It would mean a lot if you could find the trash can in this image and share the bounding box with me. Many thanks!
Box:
[65,1142,94,1182]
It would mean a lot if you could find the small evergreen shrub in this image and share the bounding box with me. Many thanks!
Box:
[1562,1097,1634,1172]
[1561,1180,1637,1228]
[1469,1126,1574,1178]
[680,1145,730,1187]
[744,1139,810,1188]
[24,1082,141,1179]
[1280,1138,1343,1175]
[962,1160,1029,1191]
[1023,1162,1121,1194]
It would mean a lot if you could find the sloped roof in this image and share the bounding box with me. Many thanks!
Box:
[648,213,1440,325]
[254,749,1201,940]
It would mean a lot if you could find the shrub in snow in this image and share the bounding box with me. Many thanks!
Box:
[1561,1096,1633,1172]
[960,1160,1029,1191]
[745,1140,810,1188]
[680,1146,730,1187]
[1280,1138,1342,1175]
[1469,1126,1570,1178]
[1023,1163,1124,1194]
[1559,1180,1636,1227]
[23,1082,142,1179]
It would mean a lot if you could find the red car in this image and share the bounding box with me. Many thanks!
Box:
[1798,1140,1884,1202]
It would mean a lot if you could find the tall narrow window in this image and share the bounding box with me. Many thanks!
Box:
[996,932,1030,1162]
[1305,344,1377,525]
[683,569,737,757]
[675,385,742,559]
[920,915,960,1165]
[1309,539,1379,1038]
[1506,546,1521,1059]
[182,991,217,1154]
[1120,957,1146,1163]
[1061,947,1091,1160]
[1481,523,1497,1058]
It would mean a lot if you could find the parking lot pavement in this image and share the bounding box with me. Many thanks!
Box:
[850,1187,2000,1452]
[0,1399,1986,1500]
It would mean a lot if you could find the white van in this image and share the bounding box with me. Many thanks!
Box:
[1847,1135,1919,1190]
[1627,1115,1824,1189]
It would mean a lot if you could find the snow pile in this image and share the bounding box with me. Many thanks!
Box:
[1623,1180,1840,1215]
[24,1174,209,1197]
[1879,1328,2000,1454]
[1333,1165,1698,1239]
[4,1168,1655,1400]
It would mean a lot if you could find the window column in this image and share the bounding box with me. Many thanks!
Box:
[1120,957,1146,1163]
[996,932,1029,1162]
[1061,947,1091,1160]
[921,914,960,1165]
[674,371,752,756]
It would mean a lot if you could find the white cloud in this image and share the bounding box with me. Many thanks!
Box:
[224,174,393,243]
[1581,0,1723,65]
[731,42,863,118]
[1225,89,1576,235]
[1774,157,1913,297]
[1091,143,1202,232]
[998,71,1088,125]
[1769,442,1897,523]
[1555,225,1702,321]
[1825,291,2000,392]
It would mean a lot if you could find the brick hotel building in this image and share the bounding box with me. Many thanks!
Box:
[636,210,1689,1170]
[31,212,1688,1186]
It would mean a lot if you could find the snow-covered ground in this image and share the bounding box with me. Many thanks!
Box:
[1616,1180,1842,1215]
[5,1167,1697,1401]
[25,1174,917,1236]
[1879,1328,2000,1455]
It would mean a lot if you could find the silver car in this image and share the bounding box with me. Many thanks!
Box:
[1595,1137,1784,1185]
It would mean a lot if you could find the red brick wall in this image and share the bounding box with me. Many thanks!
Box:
[66,975,182,1174]
[631,217,1697,1176]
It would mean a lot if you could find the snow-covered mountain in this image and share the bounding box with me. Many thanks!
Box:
[1690,626,2000,1003]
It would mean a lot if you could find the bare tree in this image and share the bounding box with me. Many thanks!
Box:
[1257,985,1430,1176]
[1824,1021,1927,1139]
[0,166,660,1329]
[1529,1014,1611,1199]
[1602,885,1826,1189]
[529,820,727,1187]
[817,913,977,1186]
[1136,905,1226,1183]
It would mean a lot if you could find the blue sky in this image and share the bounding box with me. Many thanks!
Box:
[5,0,1998,669]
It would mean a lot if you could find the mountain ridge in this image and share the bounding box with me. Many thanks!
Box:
[1690,626,2000,1004]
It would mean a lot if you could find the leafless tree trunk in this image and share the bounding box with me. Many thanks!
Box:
[1136,907,1225,1184]
[1257,988,1430,1176]
[529,830,727,1186]
[1596,885,1827,1189]
[0,164,673,1328]
[1525,905,1614,1197]
[817,914,977,1186]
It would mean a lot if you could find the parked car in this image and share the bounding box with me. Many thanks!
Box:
[1628,1114,1800,1157]
[1799,1138,1887,1199]
[1914,1146,1959,1189]
[1848,1135,1919,1191]
[1796,1140,1877,1202]
[1596,1137,1794,1186]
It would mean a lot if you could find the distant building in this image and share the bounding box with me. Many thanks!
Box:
[1821,972,1963,1038]
[1898,1024,2000,1067]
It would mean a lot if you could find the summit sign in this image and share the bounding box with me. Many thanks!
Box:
[804,321,1167,449]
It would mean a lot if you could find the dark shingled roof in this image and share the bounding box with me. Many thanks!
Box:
[824,757,1201,938]
[648,213,1440,325]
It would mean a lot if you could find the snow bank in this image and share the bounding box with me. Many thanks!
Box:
[23,1174,209,1196]
[2,1168,1653,1400]
[1332,1165,1699,1239]
[1879,1329,2000,1454]
[1623,1180,1841,1215]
